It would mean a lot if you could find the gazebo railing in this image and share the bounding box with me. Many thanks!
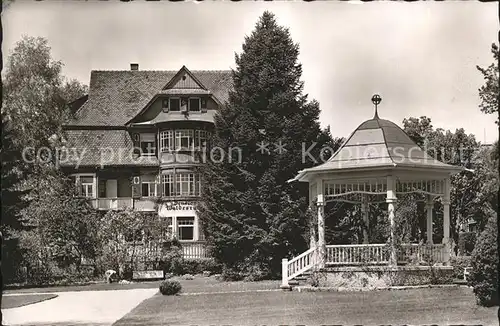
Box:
[398,243,445,264]
[326,244,389,265]
[325,243,445,266]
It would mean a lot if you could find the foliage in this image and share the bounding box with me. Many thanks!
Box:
[2,35,88,285]
[469,215,498,307]
[1,113,31,236]
[402,116,497,244]
[97,209,165,277]
[179,259,222,276]
[19,171,101,272]
[159,280,182,295]
[324,201,363,245]
[2,35,87,153]
[476,43,499,123]
[159,240,184,275]
[393,194,426,244]
[197,11,334,279]
[457,232,476,256]
[450,255,472,280]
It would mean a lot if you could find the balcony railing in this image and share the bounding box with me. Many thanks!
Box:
[92,198,134,210]
[134,198,156,211]
[91,198,156,211]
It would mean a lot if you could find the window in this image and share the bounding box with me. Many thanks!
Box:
[195,130,210,148]
[189,98,200,112]
[177,217,194,241]
[169,98,180,111]
[162,172,201,197]
[175,130,194,150]
[162,174,174,197]
[80,176,94,198]
[160,130,174,152]
[140,134,156,156]
[176,173,196,196]
[141,181,156,197]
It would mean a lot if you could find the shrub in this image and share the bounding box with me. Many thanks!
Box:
[469,215,498,307]
[159,280,182,295]
[181,259,222,275]
[450,256,472,280]
[160,242,184,276]
[181,274,194,280]
[458,232,476,256]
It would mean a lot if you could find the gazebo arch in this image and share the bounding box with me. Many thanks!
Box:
[282,95,463,288]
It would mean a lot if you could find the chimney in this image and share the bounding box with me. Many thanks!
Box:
[130,63,139,71]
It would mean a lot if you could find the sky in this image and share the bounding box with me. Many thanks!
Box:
[2,1,499,143]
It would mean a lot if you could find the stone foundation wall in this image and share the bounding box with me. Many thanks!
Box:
[310,266,454,289]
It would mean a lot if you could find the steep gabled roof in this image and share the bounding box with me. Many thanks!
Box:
[61,129,159,167]
[68,69,232,126]
[292,115,463,182]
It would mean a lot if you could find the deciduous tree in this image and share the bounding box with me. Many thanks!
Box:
[477,43,499,124]
[402,117,496,244]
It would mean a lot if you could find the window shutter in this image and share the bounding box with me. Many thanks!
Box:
[131,133,141,157]
[75,177,82,196]
[201,98,207,112]
[132,176,141,198]
[98,179,106,198]
[156,174,162,197]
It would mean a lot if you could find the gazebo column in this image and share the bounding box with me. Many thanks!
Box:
[442,178,451,264]
[362,198,369,244]
[309,184,317,249]
[426,195,434,244]
[317,181,326,268]
[386,176,397,266]
[309,208,317,249]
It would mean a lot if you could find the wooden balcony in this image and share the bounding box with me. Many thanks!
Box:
[92,198,134,210]
[134,198,156,211]
[91,198,156,211]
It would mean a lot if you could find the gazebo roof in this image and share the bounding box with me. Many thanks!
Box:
[292,113,463,183]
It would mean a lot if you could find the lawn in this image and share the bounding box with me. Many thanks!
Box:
[3,276,281,295]
[3,280,162,294]
[113,286,497,325]
[1,293,58,309]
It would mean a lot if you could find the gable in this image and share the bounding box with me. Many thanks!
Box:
[67,69,232,126]
[163,66,207,90]
[168,72,203,89]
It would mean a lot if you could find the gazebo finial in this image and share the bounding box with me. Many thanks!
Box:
[371,94,382,119]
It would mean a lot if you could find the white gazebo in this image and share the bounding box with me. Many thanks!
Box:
[282,95,463,287]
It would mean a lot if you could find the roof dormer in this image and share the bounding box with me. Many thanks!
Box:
[163,66,207,91]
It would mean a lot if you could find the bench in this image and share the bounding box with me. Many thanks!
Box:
[132,270,164,280]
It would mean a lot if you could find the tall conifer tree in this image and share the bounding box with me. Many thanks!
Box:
[198,12,335,279]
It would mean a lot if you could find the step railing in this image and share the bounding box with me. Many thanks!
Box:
[281,246,318,288]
